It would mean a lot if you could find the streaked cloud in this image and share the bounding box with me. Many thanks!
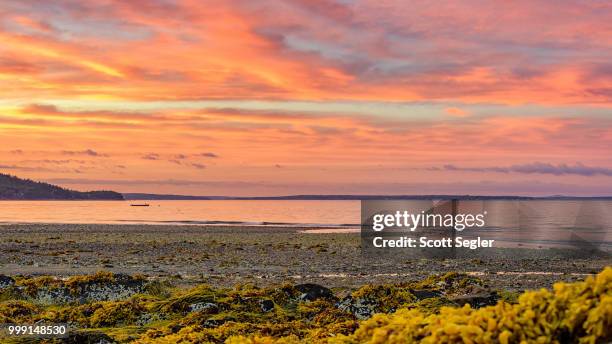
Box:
[141,154,160,161]
[198,152,219,158]
[0,0,610,103]
[61,149,108,157]
[1,1,611,196]
[437,163,612,177]
[0,164,81,173]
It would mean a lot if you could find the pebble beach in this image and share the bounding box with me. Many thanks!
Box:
[1,223,608,291]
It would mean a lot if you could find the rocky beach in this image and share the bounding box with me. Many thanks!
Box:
[1,224,611,343]
[1,223,608,290]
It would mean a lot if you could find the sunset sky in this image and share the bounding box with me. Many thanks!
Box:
[1,0,611,196]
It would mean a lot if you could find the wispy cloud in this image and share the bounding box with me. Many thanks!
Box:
[198,152,219,158]
[141,153,160,160]
[0,164,81,173]
[21,159,85,165]
[61,149,108,157]
[437,162,612,177]
[140,152,215,169]
[1,1,612,103]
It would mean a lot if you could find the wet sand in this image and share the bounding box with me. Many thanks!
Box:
[0,223,609,291]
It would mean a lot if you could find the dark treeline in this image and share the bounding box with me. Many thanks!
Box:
[0,173,123,200]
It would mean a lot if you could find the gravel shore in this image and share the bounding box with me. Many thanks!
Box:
[1,223,609,291]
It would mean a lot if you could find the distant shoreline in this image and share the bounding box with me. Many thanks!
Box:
[4,174,612,201]
[122,193,612,200]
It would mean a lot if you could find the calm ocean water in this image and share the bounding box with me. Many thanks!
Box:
[1,200,611,249]
[0,200,360,227]
[0,200,611,246]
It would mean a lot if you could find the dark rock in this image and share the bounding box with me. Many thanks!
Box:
[412,289,442,300]
[294,283,335,301]
[0,275,15,289]
[259,299,274,312]
[450,291,498,308]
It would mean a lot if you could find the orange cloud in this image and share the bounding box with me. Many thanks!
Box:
[0,0,609,103]
[1,1,612,195]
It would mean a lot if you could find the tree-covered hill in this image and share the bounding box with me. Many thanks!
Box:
[0,173,124,200]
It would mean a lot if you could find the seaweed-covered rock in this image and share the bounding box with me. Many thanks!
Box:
[15,272,147,305]
[88,300,147,327]
[414,271,485,296]
[30,286,74,305]
[329,268,612,344]
[136,312,168,326]
[336,296,378,320]
[49,299,147,328]
[202,318,227,328]
[159,284,218,313]
[0,300,40,323]
[411,297,457,315]
[337,284,417,319]
[1,269,609,344]
[411,289,441,300]
[67,272,147,303]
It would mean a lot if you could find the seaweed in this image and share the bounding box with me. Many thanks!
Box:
[0,300,40,323]
[328,267,612,344]
[0,268,609,344]
[14,276,62,297]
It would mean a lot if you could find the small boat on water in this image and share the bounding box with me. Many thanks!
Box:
[130,204,150,207]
